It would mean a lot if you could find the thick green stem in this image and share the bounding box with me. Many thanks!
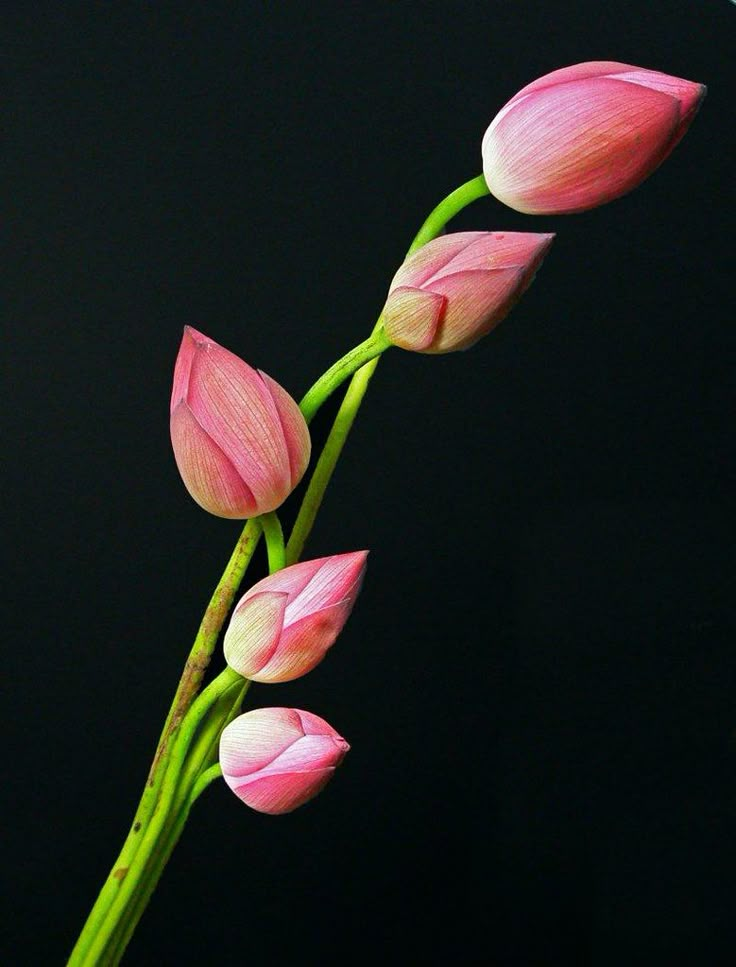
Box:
[287,175,489,562]
[260,511,286,574]
[69,522,261,966]
[70,172,490,965]
[78,669,244,966]
[106,676,248,965]
[299,328,391,424]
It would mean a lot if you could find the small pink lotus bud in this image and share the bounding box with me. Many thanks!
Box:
[381,231,554,353]
[219,707,350,815]
[482,62,706,215]
[223,551,368,682]
[170,327,311,518]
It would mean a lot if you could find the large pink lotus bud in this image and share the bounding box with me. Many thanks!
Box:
[482,62,706,215]
[219,707,350,815]
[381,231,554,353]
[170,327,310,518]
[223,551,368,682]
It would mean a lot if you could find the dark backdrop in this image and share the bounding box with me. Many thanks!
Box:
[5,2,736,964]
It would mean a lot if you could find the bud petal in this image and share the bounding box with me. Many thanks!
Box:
[382,232,554,353]
[224,551,368,682]
[219,707,350,815]
[170,327,311,518]
[482,61,706,215]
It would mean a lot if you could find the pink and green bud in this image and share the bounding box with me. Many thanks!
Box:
[219,707,350,815]
[482,61,705,215]
[381,231,554,353]
[223,551,368,682]
[170,327,310,519]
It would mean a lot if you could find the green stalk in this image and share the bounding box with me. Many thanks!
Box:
[260,511,286,574]
[79,669,244,966]
[106,678,248,965]
[68,521,262,965]
[69,172,490,965]
[288,174,490,562]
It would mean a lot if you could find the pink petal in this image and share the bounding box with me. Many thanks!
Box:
[229,767,337,815]
[484,77,680,214]
[382,286,446,350]
[506,61,637,105]
[256,601,353,682]
[223,591,287,678]
[389,233,481,289]
[219,708,305,778]
[241,557,326,602]
[170,326,200,413]
[427,267,523,351]
[258,370,311,488]
[187,344,292,509]
[284,551,368,624]
[170,402,258,518]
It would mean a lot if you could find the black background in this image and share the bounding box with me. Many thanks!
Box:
[5,2,736,964]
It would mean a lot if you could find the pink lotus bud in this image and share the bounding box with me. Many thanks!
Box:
[223,551,368,682]
[219,707,350,815]
[381,231,554,353]
[482,62,706,214]
[170,327,311,518]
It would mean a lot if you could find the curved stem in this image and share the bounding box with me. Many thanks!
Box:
[407,174,489,255]
[287,174,489,562]
[69,521,261,966]
[299,328,391,424]
[79,669,244,966]
[260,511,286,574]
[70,172,490,964]
[286,358,380,565]
[189,763,223,804]
[106,676,248,965]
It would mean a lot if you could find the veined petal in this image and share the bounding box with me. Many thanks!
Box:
[187,346,292,509]
[170,402,258,518]
[283,551,368,625]
[383,286,445,351]
[258,370,311,489]
[223,591,288,678]
[484,77,680,214]
[219,707,305,777]
[228,768,337,815]
[170,326,200,413]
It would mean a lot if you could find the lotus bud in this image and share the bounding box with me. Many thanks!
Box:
[219,707,350,815]
[381,231,554,353]
[170,327,310,518]
[224,551,368,683]
[482,61,706,215]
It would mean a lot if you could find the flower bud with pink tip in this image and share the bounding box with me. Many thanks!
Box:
[170,327,311,518]
[223,551,368,682]
[482,61,706,215]
[381,231,554,353]
[219,707,350,815]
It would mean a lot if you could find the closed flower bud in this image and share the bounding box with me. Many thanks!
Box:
[482,62,705,215]
[224,551,368,682]
[170,327,310,518]
[219,707,350,815]
[381,231,554,353]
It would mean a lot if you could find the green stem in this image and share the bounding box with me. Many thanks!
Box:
[68,524,260,965]
[286,358,380,565]
[299,328,391,424]
[260,511,286,574]
[287,174,489,562]
[106,676,248,965]
[407,174,489,255]
[79,669,244,967]
[70,172,490,965]
[189,763,223,804]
